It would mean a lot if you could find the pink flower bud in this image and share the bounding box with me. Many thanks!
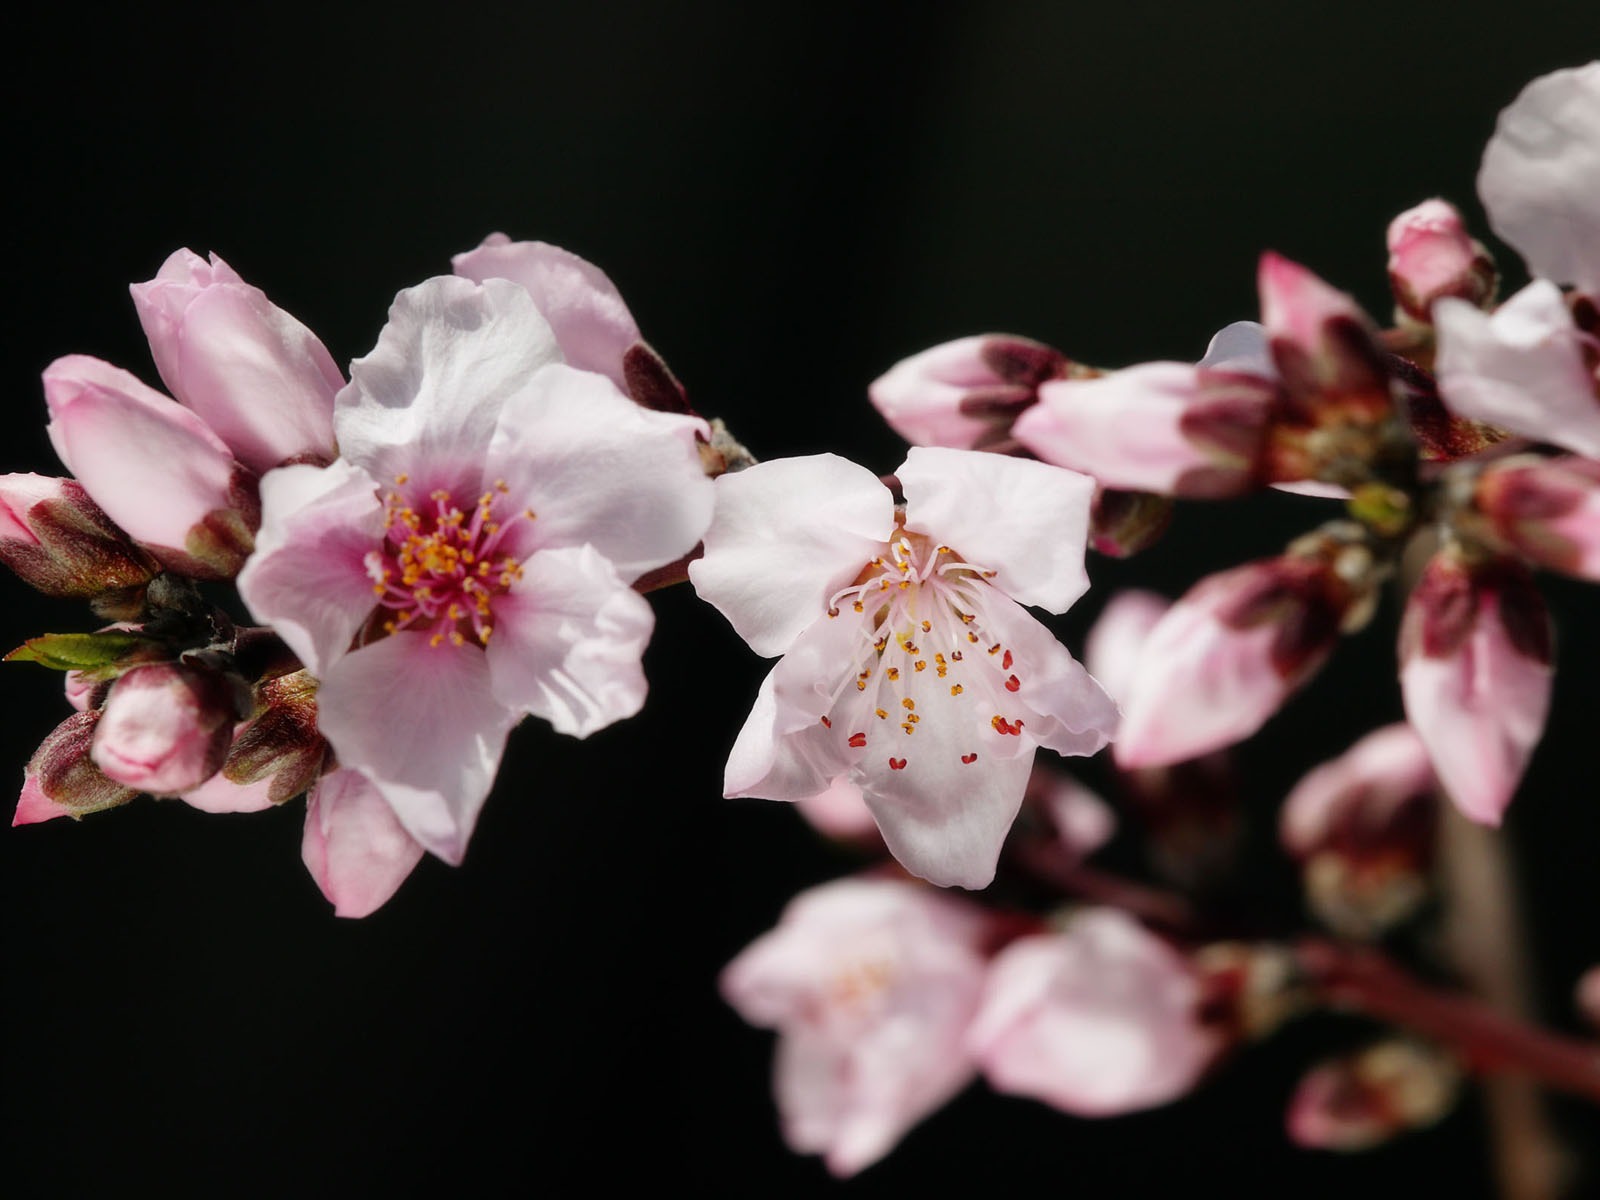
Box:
[130,249,342,474]
[1577,966,1600,1031]
[42,356,258,578]
[1386,199,1497,322]
[14,710,137,825]
[1084,589,1171,706]
[1087,487,1173,557]
[794,775,881,843]
[216,669,329,805]
[1286,1040,1460,1151]
[1113,552,1354,769]
[90,663,246,796]
[1280,724,1438,938]
[1399,553,1552,825]
[1032,770,1116,862]
[869,334,1068,450]
[0,473,156,597]
[1475,454,1600,581]
[969,909,1221,1115]
[1017,362,1277,498]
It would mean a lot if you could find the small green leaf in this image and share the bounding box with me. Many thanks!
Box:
[4,631,165,677]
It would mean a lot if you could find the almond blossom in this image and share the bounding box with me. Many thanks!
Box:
[238,274,713,897]
[690,447,1117,889]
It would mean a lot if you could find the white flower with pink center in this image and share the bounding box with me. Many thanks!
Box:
[238,275,713,896]
[690,447,1118,889]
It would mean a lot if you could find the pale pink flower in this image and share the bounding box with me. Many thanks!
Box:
[1475,454,1600,580]
[238,275,713,868]
[1286,1041,1460,1151]
[1385,199,1497,322]
[869,335,1068,450]
[721,875,991,1176]
[968,908,1220,1115]
[130,249,342,473]
[691,447,1117,889]
[1399,553,1552,826]
[1477,62,1600,297]
[89,663,244,797]
[301,768,426,918]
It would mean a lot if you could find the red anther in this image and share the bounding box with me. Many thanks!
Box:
[961,752,978,764]
[1005,675,1021,692]
[889,757,907,771]
[848,732,868,748]
[820,716,832,728]
[1002,650,1013,670]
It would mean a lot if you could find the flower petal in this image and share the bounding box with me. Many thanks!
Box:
[1197,321,1275,376]
[980,590,1119,757]
[690,454,895,657]
[898,446,1093,614]
[314,634,517,864]
[486,544,654,737]
[1084,589,1171,707]
[301,768,425,918]
[723,669,845,800]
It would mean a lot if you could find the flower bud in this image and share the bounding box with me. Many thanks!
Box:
[1577,966,1600,1031]
[0,473,157,597]
[42,356,258,579]
[14,710,137,825]
[1286,1040,1461,1151]
[869,334,1069,450]
[130,249,341,474]
[1474,454,1600,581]
[1399,552,1551,825]
[90,662,248,796]
[1280,724,1438,938]
[1088,488,1173,557]
[220,669,329,804]
[1386,199,1497,323]
[794,775,881,843]
[1191,941,1305,1042]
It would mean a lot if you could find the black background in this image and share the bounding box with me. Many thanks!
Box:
[3,4,1597,1196]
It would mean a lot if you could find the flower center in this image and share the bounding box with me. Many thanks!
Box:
[365,475,534,648]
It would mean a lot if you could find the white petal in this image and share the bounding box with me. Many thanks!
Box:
[980,591,1119,757]
[1197,321,1275,377]
[689,454,894,658]
[484,363,711,579]
[899,446,1093,614]
[486,544,654,737]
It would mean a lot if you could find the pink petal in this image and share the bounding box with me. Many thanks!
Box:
[334,276,564,496]
[1196,321,1275,376]
[868,335,1040,449]
[452,233,641,391]
[899,446,1094,614]
[1477,62,1600,296]
[1476,455,1600,580]
[314,634,518,864]
[794,775,879,841]
[723,669,845,800]
[180,755,277,814]
[42,355,242,557]
[1258,252,1368,354]
[131,249,341,473]
[486,544,654,737]
[689,454,895,658]
[1433,282,1600,458]
[236,460,386,678]
[1279,723,1436,858]
[1385,199,1496,320]
[89,664,238,797]
[0,473,60,544]
[1034,771,1116,861]
[1083,589,1171,707]
[483,362,711,579]
[302,768,425,918]
[14,771,74,825]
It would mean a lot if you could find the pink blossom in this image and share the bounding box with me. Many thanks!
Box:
[1475,454,1600,580]
[1399,553,1552,825]
[130,249,342,473]
[238,275,712,869]
[301,769,425,918]
[90,663,244,797]
[721,876,991,1176]
[869,335,1068,450]
[1286,1041,1460,1151]
[1477,62,1600,298]
[968,908,1220,1115]
[1385,199,1497,322]
[691,447,1117,889]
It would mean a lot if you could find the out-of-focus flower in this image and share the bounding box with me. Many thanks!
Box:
[1473,454,1600,580]
[1280,724,1438,938]
[721,876,992,1177]
[239,275,713,872]
[0,474,157,598]
[794,776,881,843]
[1576,966,1600,1030]
[1385,199,1497,323]
[691,447,1117,889]
[90,662,246,796]
[1286,1040,1461,1151]
[968,908,1221,1115]
[1399,551,1552,826]
[869,335,1069,450]
[1083,589,1170,706]
[130,249,342,473]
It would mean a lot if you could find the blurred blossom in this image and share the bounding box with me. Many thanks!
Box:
[1474,455,1600,580]
[1286,1040,1461,1151]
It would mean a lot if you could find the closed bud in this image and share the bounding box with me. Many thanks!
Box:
[870,334,1070,450]
[1474,454,1600,581]
[0,473,157,597]
[1088,487,1173,557]
[1287,1040,1461,1151]
[90,662,248,796]
[1192,941,1306,1041]
[1577,966,1600,1031]
[221,669,328,804]
[1386,199,1498,323]
[15,710,137,825]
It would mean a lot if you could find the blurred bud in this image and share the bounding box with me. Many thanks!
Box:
[1084,589,1170,704]
[222,669,328,804]
[1474,454,1600,581]
[1576,966,1600,1031]
[1120,754,1244,892]
[1287,1040,1461,1151]
[869,334,1069,450]
[1399,551,1551,826]
[0,474,157,597]
[1386,199,1497,323]
[15,710,137,825]
[1088,488,1173,557]
[1030,769,1116,862]
[1192,941,1306,1041]
[794,775,880,844]
[1281,724,1438,938]
[969,908,1222,1115]
[90,662,248,796]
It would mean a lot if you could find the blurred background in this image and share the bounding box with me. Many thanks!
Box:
[3,3,1596,1195]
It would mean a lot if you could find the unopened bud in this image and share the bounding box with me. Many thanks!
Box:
[1287,1040,1461,1151]
[15,710,138,824]
[1474,455,1600,581]
[90,662,248,796]
[1577,966,1600,1031]
[222,669,328,803]
[1192,941,1306,1041]
[0,473,157,597]
[870,334,1069,450]
[1386,199,1497,323]
[1088,488,1173,557]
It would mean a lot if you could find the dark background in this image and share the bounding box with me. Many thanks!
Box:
[3,4,1597,1196]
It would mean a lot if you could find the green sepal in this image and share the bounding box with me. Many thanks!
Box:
[4,631,166,678]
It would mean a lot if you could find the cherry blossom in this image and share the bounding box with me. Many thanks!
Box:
[691,447,1117,889]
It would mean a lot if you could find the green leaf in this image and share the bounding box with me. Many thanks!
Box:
[4,631,165,677]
